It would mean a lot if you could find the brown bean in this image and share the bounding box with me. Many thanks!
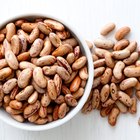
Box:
[124,66,140,77]
[0,85,4,102]
[93,59,105,68]
[0,34,5,43]
[4,95,10,106]
[58,103,67,119]
[56,30,70,40]
[17,52,30,62]
[129,97,137,114]
[40,37,52,56]
[79,66,88,80]
[10,86,19,100]
[18,34,27,53]
[120,78,138,90]
[70,76,81,92]
[53,105,59,121]
[123,52,139,65]
[52,44,72,57]
[29,38,44,57]
[72,56,87,70]
[104,53,115,68]
[49,32,61,47]
[100,84,110,102]
[118,91,132,107]
[115,26,130,40]
[125,41,137,53]
[65,71,78,84]
[54,74,62,96]
[36,55,56,66]
[82,100,92,114]
[24,100,40,118]
[111,75,125,84]
[47,106,53,114]
[3,78,17,94]
[91,89,100,109]
[21,23,37,32]
[39,105,47,118]
[101,67,112,85]
[125,88,133,97]
[61,85,71,95]
[95,48,110,58]
[18,68,32,88]
[93,77,101,89]
[136,81,140,90]
[17,30,29,41]
[11,114,25,122]
[113,61,125,80]
[41,93,51,107]
[56,66,70,81]
[110,83,118,100]
[28,91,38,104]
[5,50,18,70]
[28,27,40,43]
[15,85,34,101]
[6,106,22,115]
[43,65,57,76]
[31,79,46,94]
[102,98,115,107]
[100,22,115,36]
[136,90,140,100]
[38,22,52,35]
[108,107,120,126]
[94,67,105,78]
[0,67,12,81]
[66,53,75,65]
[115,100,127,113]
[0,59,8,70]
[44,19,64,31]
[15,19,26,27]
[9,100,22,110]
[65,94,77,107]
[62,38,78,47]
[11,35,20,55]
[28,112,39,123]
[0,28,7,34]
[57,56,72,74]
[74,46,80,60]
[114,39,129,51]
[92,54,99,61]
[33,67,47,88]
[72,87,84,100]
[94,38,114,49]
[112,49,130,60]
[80,80,87,88]
[6,23,16,42]
[3,38,11,52]
[100,105,114,117]
[55,95,65,104]
[47,114,53,122]
[34,118,48,125]
[47,80,57,100]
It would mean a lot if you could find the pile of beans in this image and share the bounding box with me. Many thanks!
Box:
[0,18,88,124]
[82,23,140,126]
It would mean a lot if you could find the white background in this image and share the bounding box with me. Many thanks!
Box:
[0,0,140,140]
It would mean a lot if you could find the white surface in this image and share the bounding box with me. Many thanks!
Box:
[0,0,140,139]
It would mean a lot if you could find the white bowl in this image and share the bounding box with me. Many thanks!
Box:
[0,14,94,131]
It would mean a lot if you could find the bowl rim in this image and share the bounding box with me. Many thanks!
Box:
[0,13,94,131]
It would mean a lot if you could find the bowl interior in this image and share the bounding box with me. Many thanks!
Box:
[0,14,94,131]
